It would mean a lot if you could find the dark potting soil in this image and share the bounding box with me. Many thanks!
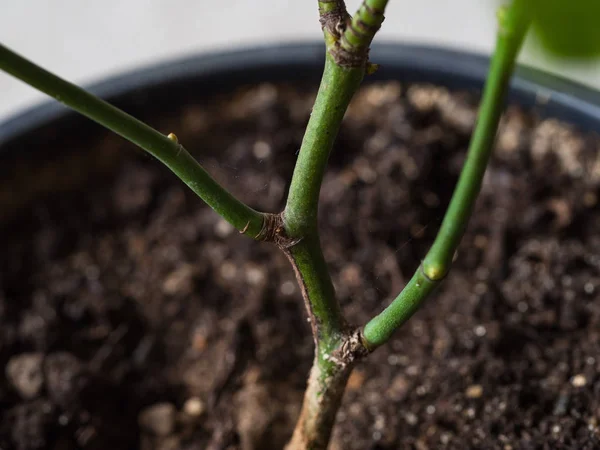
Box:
[1,81,599,450]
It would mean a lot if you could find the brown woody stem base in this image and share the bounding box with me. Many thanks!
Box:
[286,329,369,450]
[285,357,354,450]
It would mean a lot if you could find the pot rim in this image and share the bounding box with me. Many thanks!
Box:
[1,41,600,147]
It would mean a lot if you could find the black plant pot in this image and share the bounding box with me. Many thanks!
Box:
[2,42,600,150]
[1,42,600,449]
[2,42,600,224]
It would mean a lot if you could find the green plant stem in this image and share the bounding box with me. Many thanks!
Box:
[363,0,532,349]
[282,50,363,356]
[286,0,390,234]
[287,232,346,347]
[282,54,362,450]
[285,2,393,449]
[284,53,364,235]
[340,0,387,55]
[0,44,265,238]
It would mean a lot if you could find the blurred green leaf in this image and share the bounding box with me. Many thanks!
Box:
[529,0,600,59]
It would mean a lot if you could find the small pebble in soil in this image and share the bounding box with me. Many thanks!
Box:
[374,415,386,430]
[215,219,234,238]
[162,264,193,295]
[245,265,265,285]
[416,385,429,396]
[387,354,400,365]
[474,325,487,337]
[571,374,587,388]
[219,261,237,280]
[183,397,205,418]
[252,140,272,159]
[440,433,451,445]
[405,412,418,426]
[280,280,296,296]
[138,403,176,437]
[347,370,366,391]
[466,384,484,399]
[340,263,362,288]
[388,375,409,402]
[406,365,420,376]
[6,352,44,399]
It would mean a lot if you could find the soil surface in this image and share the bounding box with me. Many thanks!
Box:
[1,81,600,450]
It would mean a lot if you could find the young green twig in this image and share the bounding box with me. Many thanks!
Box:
[0,44,266,238]
[362,0,533,348]
[284,1,389,449]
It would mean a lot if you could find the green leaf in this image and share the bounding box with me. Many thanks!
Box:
[529,0,600,59]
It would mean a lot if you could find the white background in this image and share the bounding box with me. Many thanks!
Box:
[2,0,600,122]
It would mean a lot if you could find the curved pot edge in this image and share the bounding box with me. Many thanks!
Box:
[1,41,600,148]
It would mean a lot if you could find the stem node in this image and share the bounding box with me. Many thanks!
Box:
[421,261,448,281]
[255,213,304,248]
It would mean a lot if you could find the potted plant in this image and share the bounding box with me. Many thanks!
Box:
[1,0,599,448]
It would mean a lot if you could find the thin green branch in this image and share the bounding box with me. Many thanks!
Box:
[285,2,392,447]
[0,44,265,238]
[362,0,533,349]
[340,0,387,57]
[284,54,364,236]
[286,232,345,348]
[286,0,390,237]
[283,24,367,376]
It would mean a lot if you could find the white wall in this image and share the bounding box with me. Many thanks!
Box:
[1,0,599,122]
